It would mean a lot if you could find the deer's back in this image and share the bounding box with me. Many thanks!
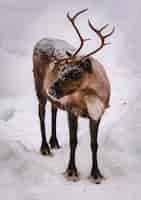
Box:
[33,38,74,65]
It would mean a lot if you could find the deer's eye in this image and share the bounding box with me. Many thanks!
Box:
[71,71,81,80]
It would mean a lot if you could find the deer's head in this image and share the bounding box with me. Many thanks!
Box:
[48,9,114,100]
[48,58,92,99]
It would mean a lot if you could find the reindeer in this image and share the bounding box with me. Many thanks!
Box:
[33,9,114,183]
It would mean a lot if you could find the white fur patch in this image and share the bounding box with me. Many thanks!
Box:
[48,62,55,72]
[86,97,104,121]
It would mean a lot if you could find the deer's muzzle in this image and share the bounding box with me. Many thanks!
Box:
[48,87,63,99]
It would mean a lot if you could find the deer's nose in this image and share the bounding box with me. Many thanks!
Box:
[48,88,57,98]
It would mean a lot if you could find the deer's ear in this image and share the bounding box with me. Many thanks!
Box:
[65,51,72,57]
[82,59,92,73]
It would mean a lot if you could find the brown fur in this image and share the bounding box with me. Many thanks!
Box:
[33,40,110,121]
[32,9,114,182]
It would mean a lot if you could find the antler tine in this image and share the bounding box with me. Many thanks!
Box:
[72,8,88,19]
[99,24,109,32]
[88,19,105,46]
[67,8,89,57]
[82,19,115,60]
[104,26,115,39]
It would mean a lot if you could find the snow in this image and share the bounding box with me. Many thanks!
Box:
[0,71,141,199]
[0,94,141,200]
[1,0,141,199]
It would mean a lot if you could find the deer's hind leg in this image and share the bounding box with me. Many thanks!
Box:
[38,96,52,156]
[33,64,52,156]
[49,104,61,149]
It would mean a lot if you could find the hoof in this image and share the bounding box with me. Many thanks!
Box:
[89,169,104,184]
[49,138,61,149]
[63,168,80,182]
[40,143,53,156]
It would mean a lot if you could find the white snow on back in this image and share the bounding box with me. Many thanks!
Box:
[34,38,75,60]
[35,38,74,52]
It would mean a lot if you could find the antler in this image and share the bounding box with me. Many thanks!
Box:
[52,9,115,64]
[82,20,115,60]
[49,9,89,65]
[67,8,90,58]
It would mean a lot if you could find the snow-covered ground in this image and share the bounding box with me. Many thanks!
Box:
[1,0,141,199]
[0,68,141,200]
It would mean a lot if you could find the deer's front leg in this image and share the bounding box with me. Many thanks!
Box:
[64,112,79,181]
[49,104,61,149]
[39,98,52,156]
[89,118,104,184]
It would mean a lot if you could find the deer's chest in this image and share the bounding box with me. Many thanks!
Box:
[49,92,88,117]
